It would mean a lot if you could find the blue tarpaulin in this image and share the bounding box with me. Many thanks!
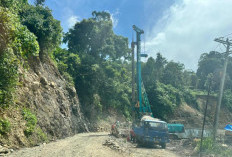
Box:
[224,125,232,131]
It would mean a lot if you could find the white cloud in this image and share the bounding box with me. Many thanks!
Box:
[146,0,232,70]
[67,15,80,28]
[110,9,120,28]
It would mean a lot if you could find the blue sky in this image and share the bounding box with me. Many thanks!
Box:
[28,0,232,70]
[29,0,175,37]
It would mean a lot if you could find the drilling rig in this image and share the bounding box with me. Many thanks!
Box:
[132,25,153,119]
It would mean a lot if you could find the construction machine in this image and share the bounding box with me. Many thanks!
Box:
[130,25,169,148]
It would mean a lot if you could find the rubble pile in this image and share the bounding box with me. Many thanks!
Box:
[103,139,125,153]
[0,145,14,156]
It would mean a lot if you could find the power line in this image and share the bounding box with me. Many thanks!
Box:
[219,45,224,52]
[213,37,232,142]
[213,43,220,52]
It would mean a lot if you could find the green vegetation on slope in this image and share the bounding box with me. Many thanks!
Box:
[0,118,11,135]
[22,109,37,137]
[0,0,61,143]
[0,4,39,108]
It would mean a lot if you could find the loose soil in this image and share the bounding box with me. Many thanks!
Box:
[7,132,179,157]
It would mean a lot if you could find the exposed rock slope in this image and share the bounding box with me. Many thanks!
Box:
[1,57,88,147]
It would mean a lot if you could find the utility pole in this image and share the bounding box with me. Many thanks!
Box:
[133,25,144,113]
[213,38,232,142]
[200,74,213,157]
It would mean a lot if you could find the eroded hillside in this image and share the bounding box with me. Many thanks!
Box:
[1,56,89,147]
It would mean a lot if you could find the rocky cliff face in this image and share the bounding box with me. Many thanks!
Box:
[1,57,88,147]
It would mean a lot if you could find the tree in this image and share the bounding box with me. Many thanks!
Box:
[142,53,167,87]
[183,70,198,89]
[142,57,156,86]
[64,11,129,62]
[155,53,167,80]
[197,51,224,90]
[56,11,131,120]
[0,0,28,13]
[162,61,184,88]
[146,81,182,120]
[19,5,62,60]
[35,0,45,6]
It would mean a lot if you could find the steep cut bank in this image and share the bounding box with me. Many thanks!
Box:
[0,56,88,148]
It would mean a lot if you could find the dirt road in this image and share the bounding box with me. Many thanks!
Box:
[7,132,179,157]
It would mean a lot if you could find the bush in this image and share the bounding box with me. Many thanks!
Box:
[182,89,197,105]
[19,5,62,57]
[196,137,214,151]
[36,128,48,142]
[147,81,182,120]
[0,7,39,108]
[12,24,39,58]
[0,50,18,108]
[0,118,11,135]
[0,6,39,58]
[196,137,232,157]
[22,109,37,136]
[223,90,232,111]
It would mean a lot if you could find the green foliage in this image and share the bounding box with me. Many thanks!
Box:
[0,118,11,135]
[35,128,48,142]
[0,6,39,58]
[93,94,102,112]
[22,109,37,136]
[19,5,62,58]
[196,138,232,157]
[183,70,198,89]
[146,81,182,120]
[53,47,80,85]
[0,51,18,108]
[34,0,45,6]
[64,11,129,61]
[12,24,39,57]
[0,7,12,52]
[222,89,232,111]
[182,89,197,105]
[197,51,223,90]
[0,0,28,13]
[57,12,131,119]
[162,61,185,88]
[142,54,198,119]
[196,137,214,151]
[0,7,39,108]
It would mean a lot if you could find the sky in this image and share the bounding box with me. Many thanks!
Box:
[29,0,232,71]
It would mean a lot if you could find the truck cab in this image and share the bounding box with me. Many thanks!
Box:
[133,117,169,148]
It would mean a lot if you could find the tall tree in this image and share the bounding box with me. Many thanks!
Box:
[197,51,224,90]
[64,11,129,62]
[60,11,131,120]
[162,61,184,88]
[35,0,45,6]
[155,53,167,81]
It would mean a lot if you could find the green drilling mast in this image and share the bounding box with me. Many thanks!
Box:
[132,25,153,118]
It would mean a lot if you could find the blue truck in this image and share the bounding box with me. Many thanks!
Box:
[133,116,169,148]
